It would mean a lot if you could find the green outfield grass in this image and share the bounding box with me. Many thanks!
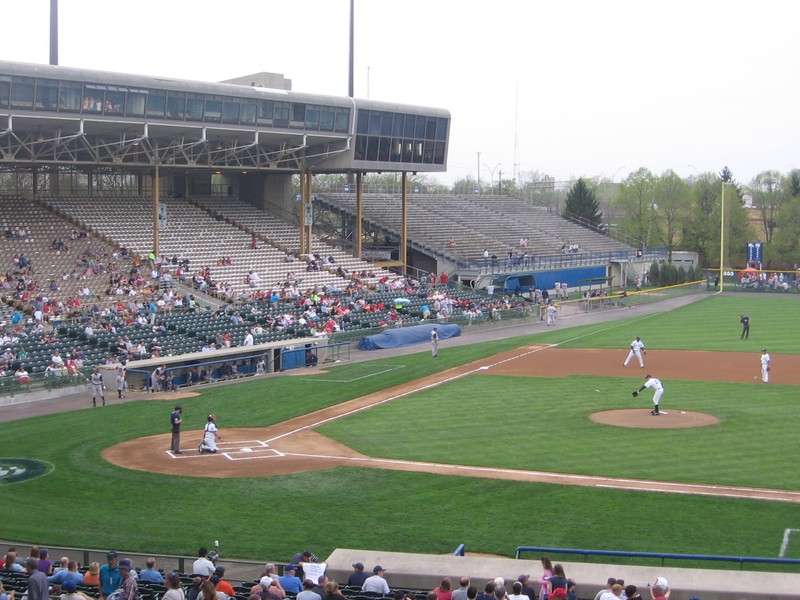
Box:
[2,293,800,563]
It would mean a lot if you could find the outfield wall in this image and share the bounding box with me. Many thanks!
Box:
[326,548,797,600]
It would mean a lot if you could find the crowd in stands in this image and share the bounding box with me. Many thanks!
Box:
[0,547,689,600]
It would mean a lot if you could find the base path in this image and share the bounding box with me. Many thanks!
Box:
[104,346,800,503]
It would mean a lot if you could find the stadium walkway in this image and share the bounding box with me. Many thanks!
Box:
[0,291,713,424]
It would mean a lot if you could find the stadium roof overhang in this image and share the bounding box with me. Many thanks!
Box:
[0,113,351,173]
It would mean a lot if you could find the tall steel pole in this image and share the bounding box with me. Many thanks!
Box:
[348,0,354,98]
[719,181,725,292]
[50,0,58,65]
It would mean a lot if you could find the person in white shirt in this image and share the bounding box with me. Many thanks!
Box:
[191,548,216,577]
[361,566,390,595]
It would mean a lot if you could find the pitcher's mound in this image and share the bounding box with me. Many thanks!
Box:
[590,409,719,429]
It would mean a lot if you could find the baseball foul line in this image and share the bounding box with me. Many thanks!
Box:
[161,323,799,504]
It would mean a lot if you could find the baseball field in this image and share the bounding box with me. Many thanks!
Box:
[3,292,800,564]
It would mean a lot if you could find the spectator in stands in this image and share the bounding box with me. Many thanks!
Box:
[3,551,21,572]
[624,585,641,600]
[83,562,101,587]
[297,580,320,600]
[435,578,453,600]
[362,566,390,595]
[213,567,234,597]
[118,560,137,600]
[138,558,164,585]
[508,582,527,600]
[476,581,495,600]
[536,557,553,600]
[592,578,617,600]
[198,580,221,600]
[322,581,345,600]
[278,565,303,594]
[451,578,470,600]
[347,563,368,588]
[192,548,216,577]
[49,560,83,591]
[0,581,14,600]
[597,584,623,600]
[24,557,49,600]
[100,551,121,600]
[546,565,570,597]
[162,573,184,600]
[188,578,204,600]
[251,576,283,600]
[649,578,669,600]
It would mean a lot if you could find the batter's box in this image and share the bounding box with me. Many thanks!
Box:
[225,447,285,461]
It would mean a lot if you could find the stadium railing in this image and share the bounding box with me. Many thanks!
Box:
[515,546,800,574]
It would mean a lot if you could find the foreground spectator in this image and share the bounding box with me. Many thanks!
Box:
[163,573,184,600]
[83,562,101,587]
[25,558,49,600]
[348,563,368,588]
[451,578,470,600]
[139,558,164,585]
[362,566,390,595]
[118,559,138,600]
[100,551,121,600]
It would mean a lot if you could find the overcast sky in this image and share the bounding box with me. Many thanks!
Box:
[3,1,799,186]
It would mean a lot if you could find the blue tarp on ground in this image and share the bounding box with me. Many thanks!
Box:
[358,323,462,351]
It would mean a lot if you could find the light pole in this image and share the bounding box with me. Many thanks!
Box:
[477,151,481,194]
[484,163,500,195]
[719,180,727,292]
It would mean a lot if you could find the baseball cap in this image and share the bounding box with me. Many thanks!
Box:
[63,581,77,593]
[259,577,275,588]
[517,575,530,583]
[644,374,651,379]
[654,577,669,589]
[373,565,385,573]
[285,565,297,571]
[107,551,118,559]
[352,562,364,570]
[119,559,132,570]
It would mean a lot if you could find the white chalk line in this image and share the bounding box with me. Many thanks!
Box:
[296,364,406,383]
[779,529,800,557]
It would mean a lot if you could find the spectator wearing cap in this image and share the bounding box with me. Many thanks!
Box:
[139,558,164,585]
[451,578,470,600]
[119,559,138,600]
[290,551,317,581]
[24,558,49,600]
[649,578,669,600]
[297,579,321,600]
[278,565,303,594]
[213,567,235,597]
[250,575,284,600]
[192,548,216,577]
[60,580,93,600]
[362,566,390,595]
[348,562,368,588]
[99,551,121,600]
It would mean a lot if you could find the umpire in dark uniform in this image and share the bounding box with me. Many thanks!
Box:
[170,405,183,454]
[740,314,750,339]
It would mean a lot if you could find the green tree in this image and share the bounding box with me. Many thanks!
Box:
[682,173,720,264]
[767,196,800,268]
[614,168,655,247]
[652,170,690,262]
[748,170,785,243]
[563,178,601,227]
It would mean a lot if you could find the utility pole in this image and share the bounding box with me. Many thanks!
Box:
[497,169,503,194]
[476,152,481,194]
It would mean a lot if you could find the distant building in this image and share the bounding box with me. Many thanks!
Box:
[221,72,292,90]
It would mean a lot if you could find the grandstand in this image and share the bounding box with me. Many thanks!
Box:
[316,193,635,268]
